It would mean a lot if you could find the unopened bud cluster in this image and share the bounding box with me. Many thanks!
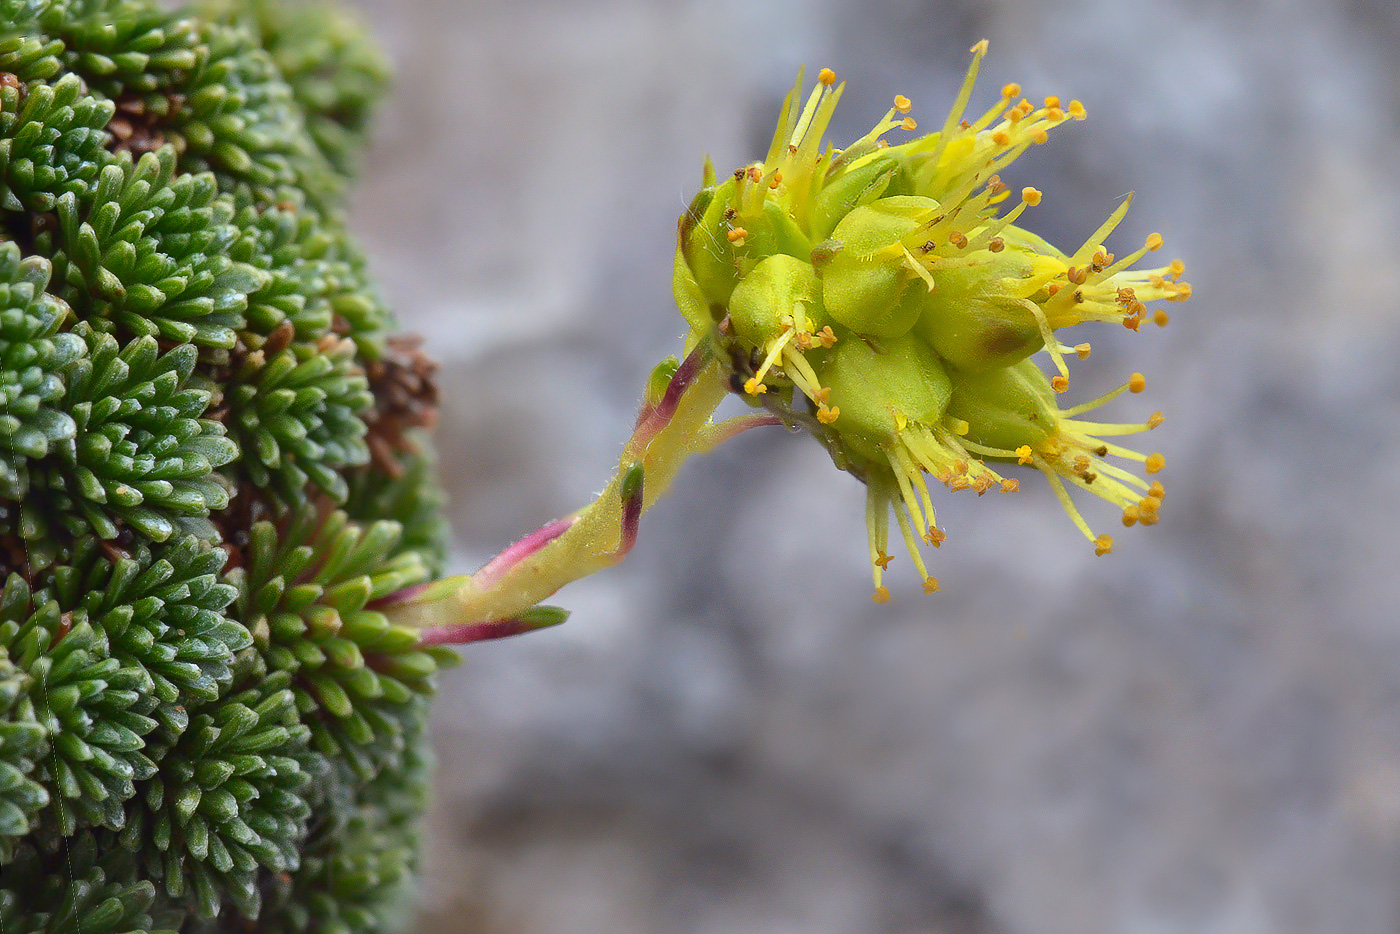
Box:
[673,45,1191,601]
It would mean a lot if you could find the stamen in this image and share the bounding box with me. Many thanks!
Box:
[924,40,990,171]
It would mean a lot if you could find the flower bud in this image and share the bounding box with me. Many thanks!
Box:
[819,334,950,461]
[679,176,815,309]
[808,155,904,241]
[820,196,938,338]
[945,357,1055,451]
[911,230,1067,372]
[678,179,741,306]
[729,253,826,348]
[948,359,1168,554]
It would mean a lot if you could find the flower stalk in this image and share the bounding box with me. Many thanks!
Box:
[385,342,741,638]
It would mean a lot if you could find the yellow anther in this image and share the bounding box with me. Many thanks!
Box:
[817,405,840,424]
[900,117,918,131]
[949,231,968,248]
[925,528,947,546]
[1149,481,1165,499]
[1067,99,1087,120]
[1094,534,1114,556]
[1147,411,1165,429]
[1067,266,1088,285]
[874,551,893,570]
[1145,232,1164,251]
[1169,282,1193,302]
[992,131,1011,146]
[1000,479,1019,493]
[1001,82,1021,98]
[947,418,970,435]
[1031,129,1049,144]
[727,227,748,243]
[816,326,837,348]
[1051,375,1069,393]
[1015,445,1034,465]
[1145,452,1165,474]
[893,94,912,113]
[1168,259,1186,277]
[1046,107,1064,121]
[1075,343,1092,359]
[988,237,1005,253]
[1153,309,1170,327]
[813,386,831,404]
[769,171,783,189]
[743,377,767,395]
[872,586,891,604]
[818,67,837,86]
[1128,372,1147,393]
[1021,187,1042,206]
[1121,505,1140,527]
[922,576,940,594]
[1044,95,1061,108]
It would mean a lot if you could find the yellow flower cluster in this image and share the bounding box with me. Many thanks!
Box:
[672,42,1190,601]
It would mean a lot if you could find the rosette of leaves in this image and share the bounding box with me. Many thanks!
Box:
[118,667,314,920]
[0,832,183,933]
[0,243,81,501]
[234,505,455,780]
[255,713,431,934]
[21,325,238,557]
[0,572,158,835]
[0,641,47,861]
[203,0,391,177]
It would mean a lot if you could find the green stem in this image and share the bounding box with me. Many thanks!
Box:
[387,347,738,634]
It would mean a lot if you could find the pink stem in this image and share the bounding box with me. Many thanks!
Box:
[417,605,568,645]
[631,343,711,450]
[369,581,433,610]
[474,515,579,588]
[710,413,783,444]
[616,464,644,559]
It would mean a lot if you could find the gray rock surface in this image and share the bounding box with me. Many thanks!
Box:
[345,0,1400,930]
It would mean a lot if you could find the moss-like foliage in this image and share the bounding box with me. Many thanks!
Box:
[0,1,452,929]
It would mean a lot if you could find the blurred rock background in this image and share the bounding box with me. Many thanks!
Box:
[343,0,1400,931]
